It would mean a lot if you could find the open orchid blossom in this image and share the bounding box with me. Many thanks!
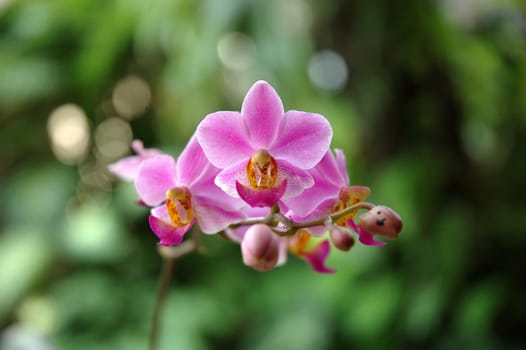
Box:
[109,80,403,273]
[196,80,332,208]
[134,136,245,245]
[108,140,162,181]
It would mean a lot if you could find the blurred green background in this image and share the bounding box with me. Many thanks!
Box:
[1,0,525,349]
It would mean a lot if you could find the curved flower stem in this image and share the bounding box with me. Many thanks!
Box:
[149,230,201,350]
[149,254,175,350]
[329,202,375,222]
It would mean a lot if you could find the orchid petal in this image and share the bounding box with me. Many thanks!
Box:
[176,135,211,186]
[334,149,350,185]
[303,240,336,274]
[135,155,177,206]
[276,160,314,200]
[271,110,332,169]
[148,209,193,246]
[281,169,339,217]
[214,159,248,198]
[236,180,287,207]
[192,194,245,233]
[196,111,253,168]
[108,141,162,181]
[108,156,145,181]
[358,231,387,246]
[131,140,161,157]
[241,81,284,148]
[348,220,386,247]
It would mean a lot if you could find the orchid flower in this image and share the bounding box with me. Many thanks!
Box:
[288,230,335,274]
[108,80,403,274]
[196,81,332,208]
[134,136,245,245]
[285,148,387,246]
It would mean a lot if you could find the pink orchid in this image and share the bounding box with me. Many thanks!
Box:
[285,148,349,218]
[284,149,388,246]
[196,80,332,208]
[134,136,245,246]
[107,140,162,181]
[288,230,335,274]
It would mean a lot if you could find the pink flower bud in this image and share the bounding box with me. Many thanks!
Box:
[357,205,403,239]
[241,224,279,272]
[329,226,355,251]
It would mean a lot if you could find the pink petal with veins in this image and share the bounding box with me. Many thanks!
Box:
[241,81,284,148]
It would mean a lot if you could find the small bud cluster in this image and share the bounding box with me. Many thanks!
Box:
[109,81,402,273]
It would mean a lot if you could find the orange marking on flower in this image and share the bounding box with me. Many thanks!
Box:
[334,186,371,227]
[166,187,193,226]
[288,229,313,256]
[246,150,278,189]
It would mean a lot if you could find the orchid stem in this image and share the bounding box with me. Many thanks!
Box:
[149,230,201,350]
[225,201,375,238]
[149,255,175,350]
[329,201,375,222]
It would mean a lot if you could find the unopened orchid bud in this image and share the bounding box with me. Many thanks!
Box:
[357,205,403,239]
[241,224,279,272]
[329,226,355,251]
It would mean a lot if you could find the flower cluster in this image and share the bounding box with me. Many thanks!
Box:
[109,81,402,273]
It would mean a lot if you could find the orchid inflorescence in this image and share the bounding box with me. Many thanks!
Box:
[109,81,402,273]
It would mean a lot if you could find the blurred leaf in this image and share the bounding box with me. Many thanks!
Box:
[0,229,54,322]
[1,164,75,227]
[62,201,131,263]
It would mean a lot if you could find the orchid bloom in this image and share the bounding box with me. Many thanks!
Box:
[196,80,332,208]
[285,149,386,246]
[108,140,162,181]
[284,148,349,219]
[288,230,335,274]
[108,80,403,274]
[134,136,245,246]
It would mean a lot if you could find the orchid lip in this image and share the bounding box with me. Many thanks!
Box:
[236,179,287,207]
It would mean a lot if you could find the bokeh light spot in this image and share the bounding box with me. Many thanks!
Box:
[94,117,132,161]
[112,75,151,119]
[308,50,348,92]
[217,32,256,71]
[47,104,90,165]
[17,296,59,335]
